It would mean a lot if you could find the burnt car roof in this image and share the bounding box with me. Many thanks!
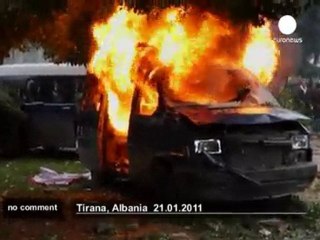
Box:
[162,65,278,105]
[160,65,309,125]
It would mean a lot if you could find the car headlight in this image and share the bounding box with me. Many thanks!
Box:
[194,139,222,154]
[291,135,309,150]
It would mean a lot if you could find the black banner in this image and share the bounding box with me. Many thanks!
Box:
[1,198,307,218]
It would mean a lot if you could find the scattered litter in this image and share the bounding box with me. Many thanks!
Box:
[31,167,91,186]
[259,228,272,237]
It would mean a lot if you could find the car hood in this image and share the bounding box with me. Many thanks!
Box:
[173,106,309,125]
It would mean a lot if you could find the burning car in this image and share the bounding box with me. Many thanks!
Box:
[78,64,317,201]
[77,6,317,201]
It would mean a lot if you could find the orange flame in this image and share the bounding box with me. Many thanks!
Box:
[242,21,280,85]
[89,6,280,166]
[89,8,146,136]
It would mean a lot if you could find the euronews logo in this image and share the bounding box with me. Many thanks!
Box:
[274,15,303,44]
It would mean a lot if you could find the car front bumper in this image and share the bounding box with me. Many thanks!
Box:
[173,161,317,202]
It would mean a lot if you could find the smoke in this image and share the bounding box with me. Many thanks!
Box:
[188,0,261,25]
[123,0,262,25]
[0,0,275,64]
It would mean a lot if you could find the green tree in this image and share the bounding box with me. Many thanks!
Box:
[298,5,320,76]
[0,0,318,65]
[0,0,113,64]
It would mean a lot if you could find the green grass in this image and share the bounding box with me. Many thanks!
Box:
[0,158,320,239]
[148,215,320,240]
[0,157,88,192]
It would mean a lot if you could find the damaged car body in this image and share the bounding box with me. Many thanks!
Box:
[78,65,317,201]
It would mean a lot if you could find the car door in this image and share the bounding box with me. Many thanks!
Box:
[127,88,169,182]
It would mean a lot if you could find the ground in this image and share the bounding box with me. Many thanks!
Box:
[1,138,320,240]
[312,134,320,170]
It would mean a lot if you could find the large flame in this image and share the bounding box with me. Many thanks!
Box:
[89,6,280,167]
[89,8,146,136]
[242,22,279,86]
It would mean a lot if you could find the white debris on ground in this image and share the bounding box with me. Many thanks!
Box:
[31,167,91,186]
[259,228,272,238]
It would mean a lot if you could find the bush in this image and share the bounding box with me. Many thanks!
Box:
[277,87,312,116]
[0,86,26,157]
[276,87,316,131]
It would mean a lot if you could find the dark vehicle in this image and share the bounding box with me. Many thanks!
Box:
[0,63,86,153]
[78,65,317,201]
